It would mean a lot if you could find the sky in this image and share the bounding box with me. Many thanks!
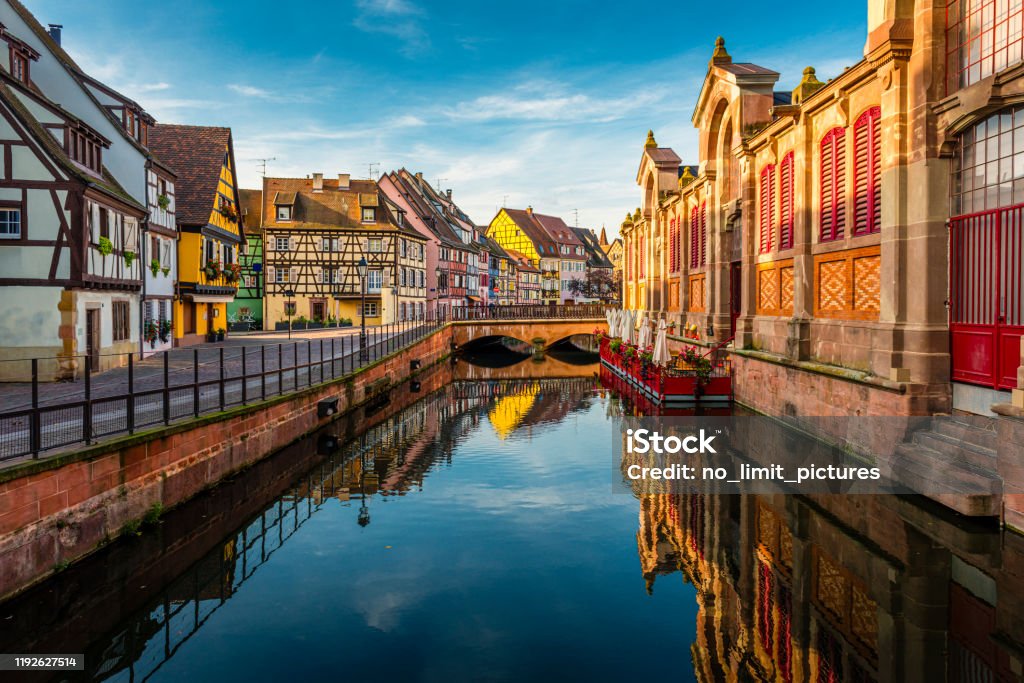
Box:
[26,0,867,238]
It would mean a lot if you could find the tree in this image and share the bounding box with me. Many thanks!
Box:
[567,269,616,300]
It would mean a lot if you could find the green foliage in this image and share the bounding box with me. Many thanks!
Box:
[123,251,136,267]
[98,236,113,256]
[143,502,164,526]
[150,258,161,276]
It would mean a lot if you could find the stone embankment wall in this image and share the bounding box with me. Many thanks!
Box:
[0,328,452,600]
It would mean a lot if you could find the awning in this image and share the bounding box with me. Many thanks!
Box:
[466,295,481,303]
[188,294,235,303]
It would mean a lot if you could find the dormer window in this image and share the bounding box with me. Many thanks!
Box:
[4,33,40,86]
[67,124,103,174]
[277,205,292,221]
[361,207,376,223]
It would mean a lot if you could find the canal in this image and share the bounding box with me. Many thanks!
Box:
[0,345,1022,681]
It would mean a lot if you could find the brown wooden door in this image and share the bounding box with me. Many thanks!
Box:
[206,303,215,332]
[185,302,196,334]
[86,308,100,371]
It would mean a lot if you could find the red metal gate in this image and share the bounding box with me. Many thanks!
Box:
[950,205,1024,390]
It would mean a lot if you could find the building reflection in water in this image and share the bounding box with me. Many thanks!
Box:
[2,370,600,682]
[634,489,1024,682]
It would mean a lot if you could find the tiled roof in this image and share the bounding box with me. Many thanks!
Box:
[260,176,425,239]
[720,62,779,77]
[501,208,559,257]
[647,147,682,164]
[504,248,539,272]
[391,170,469,248]
[0,80,143,212]
[239,189,263,235]
[148,124,232,226]
[571,227,614,269]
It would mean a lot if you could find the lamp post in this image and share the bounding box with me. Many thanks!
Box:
[357,257,368,362]
[435,265,443,320]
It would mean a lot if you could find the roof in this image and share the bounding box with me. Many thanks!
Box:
[500,208,559,257]
[239,189,263,235]
[0,79,143,212]
[389,170,471,249]
[259,175,425,238]
[483,235,511,260]
[533,212,587,259]
[646,147,683,164]
[148,124,232,225]
[720,62,779,77]
[504,248,539,272]
[571,227,614,269]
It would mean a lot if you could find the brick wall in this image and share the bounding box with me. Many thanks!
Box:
[0,327,451,600]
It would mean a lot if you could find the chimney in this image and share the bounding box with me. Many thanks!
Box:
[337,173,350,190]
[446,189,452,200]
[47,24,62,46]
[526,206,533,215]
[415,172,424,181]
[312,172,324,193]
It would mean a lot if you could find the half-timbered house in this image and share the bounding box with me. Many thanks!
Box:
[486,207,562,305]
[261,173,427,327]
[0,75,145,380]
[147,124,243,346]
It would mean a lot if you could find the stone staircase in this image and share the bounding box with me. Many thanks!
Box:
[892,415,1002,517]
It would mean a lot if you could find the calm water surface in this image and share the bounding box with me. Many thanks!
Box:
[2,355,1023,682]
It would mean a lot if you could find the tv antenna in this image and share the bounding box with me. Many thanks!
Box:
[367,163,380,180]
[435,178,448,192]
[253,157,276,177]
[573,208,580,227]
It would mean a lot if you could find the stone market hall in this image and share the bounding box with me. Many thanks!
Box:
[621,0,1024,420]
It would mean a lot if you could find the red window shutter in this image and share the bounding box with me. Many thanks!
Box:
[853,107,881,235]
[690,206,699,268]
[820,127,846,241]
[759,164,775,253]
[700,202,707,266]
[779,153,794,249]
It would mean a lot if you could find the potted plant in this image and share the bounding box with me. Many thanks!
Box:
[220,203,238,221]
[144,320,159,348]
[340,317,353,327]
[161,266,171,277]
[98,236,113,256]
[123,250,136,268]
[150,258,161,277]
[225,262,242,283]
[216,327,225,342]
[159,319,172,343]
[204,258,221,280]
[206,330,217,342]
[157,193,171,210]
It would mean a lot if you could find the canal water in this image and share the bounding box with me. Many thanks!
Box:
[1,346,1022,681]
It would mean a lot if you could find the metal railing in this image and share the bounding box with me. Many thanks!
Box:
[0,305,609,463]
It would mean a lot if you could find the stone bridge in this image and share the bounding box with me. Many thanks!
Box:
[451,318,607,356]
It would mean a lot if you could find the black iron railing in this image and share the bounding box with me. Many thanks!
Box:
[0,305,609,463]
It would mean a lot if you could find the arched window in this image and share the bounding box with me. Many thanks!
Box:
[779,152,795,249]
[820,127,846,242]
[947,0,1024,93]
[853,107,882,235]
[759,164,776,253]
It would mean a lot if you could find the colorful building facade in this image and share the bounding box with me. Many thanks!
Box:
[621,8,1024,419]
[148,124,243,346]
[228,188,264,331]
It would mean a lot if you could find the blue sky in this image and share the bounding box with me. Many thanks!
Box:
[27,0,866,237]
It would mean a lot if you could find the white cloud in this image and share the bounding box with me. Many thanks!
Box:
[136,82,171,92]
[353,0,429,57]
[228,84,272,98]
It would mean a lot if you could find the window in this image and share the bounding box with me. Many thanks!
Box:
[275,269,290,284]
[779,153,795,249]
[222,244,234,265]
[953,106,1024,213]
[853,108,882,235]
[67,126,102,173]
[759,164,776,253]
[690,202,707,267]
[820,127,847,242]
[275,236,290,251]
[367,238,383,253]
[946,0,1024,93]
[362,207,376,223]
[367,269,382,291]
[244,275,256,288]
[11,51,28,84]
[363,302,379,317]
[0,208,21,238]
[669,219,679,272]
[98,208,110,240]
[277,206,292,221]
[400,239,407,257]
[112,301,130,342]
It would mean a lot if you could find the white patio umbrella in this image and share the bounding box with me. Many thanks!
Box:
[652,319,672,366]
[605,307,615,334]
[612,309,623,339]
[621,310,636,344]
[637,313,652,349]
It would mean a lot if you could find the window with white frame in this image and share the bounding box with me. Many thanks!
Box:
[363,301,379,316]
[368,237,383,252]
[362,207,376,223]
[367,269,382,291]
[275,236,290,251]
[0,208,22,238]
[275,269,290,283]
[277,206,292,221]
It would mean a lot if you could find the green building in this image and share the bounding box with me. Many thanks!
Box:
[228,189,264,331]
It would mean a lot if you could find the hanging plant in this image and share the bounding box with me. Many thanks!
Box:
[204,258,221,280]
[161,266,170,277]
[157,194,171,210]
[97,236,113,256]
[150,258,161,276]
[144,320,159,347]
[224,262,242,283]
[123,250,136,268]
[159,319,172,342]
[220,203,238,221]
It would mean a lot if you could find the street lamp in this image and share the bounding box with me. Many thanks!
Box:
[357,257,368,362]
[435,265,443,319]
